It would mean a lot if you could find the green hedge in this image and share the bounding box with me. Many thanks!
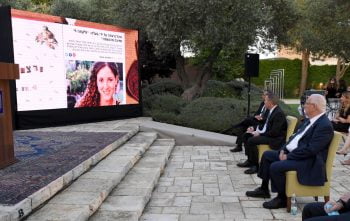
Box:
[251,59,302,98]
[251,59,350,98]
[308,65,350,89]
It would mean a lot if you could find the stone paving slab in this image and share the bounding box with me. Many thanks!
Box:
[25,132,157,221]
[89,139,175,221]
[89,211,139,221]
[141,145,350,221]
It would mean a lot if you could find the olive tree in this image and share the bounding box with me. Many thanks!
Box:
[304,0,350,81]
[50,0,295,99]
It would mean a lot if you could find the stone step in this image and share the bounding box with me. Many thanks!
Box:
[25,132,158,221]
[0,124,140,221]
[89,138,175,221]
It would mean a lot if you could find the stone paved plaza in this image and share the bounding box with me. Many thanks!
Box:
[3,117,350,221]
[141,145,350,221]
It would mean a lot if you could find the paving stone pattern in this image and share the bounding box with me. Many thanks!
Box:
[2,117,350,221]
[141,145,350,221]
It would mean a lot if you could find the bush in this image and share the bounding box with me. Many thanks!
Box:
[202,80,239,98]
[178,97,261,132]
[202,80,263,100]
[150,110,181,125]
[143,94,188,115]
[142,80,183,98]
[142,79,299,134]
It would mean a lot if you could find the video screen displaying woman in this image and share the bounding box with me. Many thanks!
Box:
[66,61,123,108]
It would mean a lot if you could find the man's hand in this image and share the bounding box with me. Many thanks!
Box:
[279,150,287,161]
[247,126,254,133]
[324,200,342,213]
[255,115,263,121]
[338,117,346,123]
[252,131,260,137]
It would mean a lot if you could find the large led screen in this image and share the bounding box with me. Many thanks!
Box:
[0,7,141,129]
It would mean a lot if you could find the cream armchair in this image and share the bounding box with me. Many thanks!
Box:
[285,131,342,212]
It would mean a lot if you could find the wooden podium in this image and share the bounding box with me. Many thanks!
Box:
[0,62,19,169]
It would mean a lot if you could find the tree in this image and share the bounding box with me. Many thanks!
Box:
[50,0,273,100]
[304,0,350,82]
[138,37,176,84]
[0,0,52,13]
[273,0,350,95]
[0,0,33,9]
[50,0,176,85]
[272,0,315,95]
[113,0,280,100]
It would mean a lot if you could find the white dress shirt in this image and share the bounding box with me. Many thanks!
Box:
[256,105,277,134]
[286,112,325,152]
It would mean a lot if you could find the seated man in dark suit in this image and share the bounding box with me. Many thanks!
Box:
[230,90,270,152]
[237,93,287,174]
[245,94,334,209]
[302,192,350,220]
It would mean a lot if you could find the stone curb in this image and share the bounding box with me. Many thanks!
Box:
[140,121,235,146]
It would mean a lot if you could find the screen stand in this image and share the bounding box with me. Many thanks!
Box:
[0,62,19,169]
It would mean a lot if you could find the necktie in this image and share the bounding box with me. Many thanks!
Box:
[258,109,271,130]
[296,119,311,135]
[287,119,310,143]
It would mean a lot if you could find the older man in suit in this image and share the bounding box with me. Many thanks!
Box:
[246,94,334,209]
[237,93,287,174]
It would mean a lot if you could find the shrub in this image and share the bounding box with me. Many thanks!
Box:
[202,80,239,98]
[150,110,181,125]
[142,80,183,98]
[142,79,299,134]
[143,94,188,115]
[202,80,263,100]
[178,97,261,132]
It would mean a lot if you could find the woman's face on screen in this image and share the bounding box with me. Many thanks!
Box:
[96,66,118,103]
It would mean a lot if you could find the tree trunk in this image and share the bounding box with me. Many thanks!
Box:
[181,44,223,101]
[335,57,350,81]
[175,53,189,88]
[299,48,310,96]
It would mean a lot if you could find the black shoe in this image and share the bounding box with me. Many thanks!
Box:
[230,146,242,152]
[237,160,252,168]
[246,187,270,198]
[244,165,258,174]
[263,197,287,209]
